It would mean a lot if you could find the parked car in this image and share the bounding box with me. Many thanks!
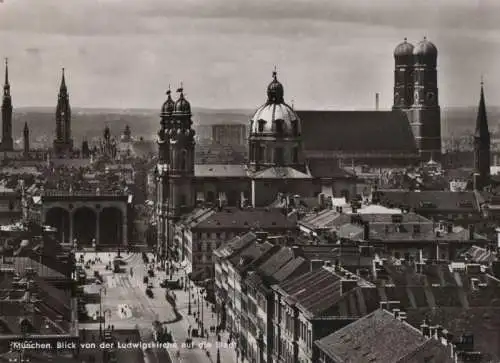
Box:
[146,288,154,298]
[160,279,182,290]
[143,276,149,284]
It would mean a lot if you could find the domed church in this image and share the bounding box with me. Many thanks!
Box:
[155,39,438,233]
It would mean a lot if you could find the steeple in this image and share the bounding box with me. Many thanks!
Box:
[23,122,29,155]
[59,67,67,95]
[474,79,489,138]
[53,67,73,156]
[1,58,13,151]
[3,58,9,95]
[474,79,491,190]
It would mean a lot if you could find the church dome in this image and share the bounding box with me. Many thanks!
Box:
[394,38,414,59]
[267,71,284,104]
[174,88,191,114]
[161,90,175,115]
[413,37,437,58]
[250,71,300,135]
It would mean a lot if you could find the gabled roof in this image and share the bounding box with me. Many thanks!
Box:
[275,267,344,316]
[252,167,311,179]
[315,309,450,363]
[193,207,297,230]
[307,159,356,179]
[214,232,259,259]
[297,110,418,156]
[375,190,481,212]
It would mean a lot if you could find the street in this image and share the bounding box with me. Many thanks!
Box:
[77,252,237,363]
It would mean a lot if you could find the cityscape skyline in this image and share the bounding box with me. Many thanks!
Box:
[0,0,499,109]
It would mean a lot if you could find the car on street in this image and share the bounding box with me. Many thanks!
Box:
[160,279,182,290]
[145,288,154,298]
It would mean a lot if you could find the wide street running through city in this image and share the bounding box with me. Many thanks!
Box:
[78,252,236,363]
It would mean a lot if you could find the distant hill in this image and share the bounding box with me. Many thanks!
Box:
[10,106,500,148]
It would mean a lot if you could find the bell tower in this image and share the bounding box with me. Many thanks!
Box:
[167,86,196,219]
[409,37,441,161]
[474,80,491,190]
[53,68,73,156]
[1,58,13,151]
[393,38,415,110]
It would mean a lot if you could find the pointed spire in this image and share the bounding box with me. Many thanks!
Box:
[272,66,277,80]
[59,67,67,94]
[475,79,489,138]
[23,122,29,133]
[4,58,9,87]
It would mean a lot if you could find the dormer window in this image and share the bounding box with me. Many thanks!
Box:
[275,119,284,134]
[291,120,298,136]
[258,120,266,133]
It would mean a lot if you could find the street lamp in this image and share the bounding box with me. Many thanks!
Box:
[98,287,106,339]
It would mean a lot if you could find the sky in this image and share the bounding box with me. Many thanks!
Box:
[0,0,499,110]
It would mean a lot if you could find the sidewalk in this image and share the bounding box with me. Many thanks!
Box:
[163,261,237,362]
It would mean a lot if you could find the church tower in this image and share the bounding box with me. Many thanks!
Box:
[23,122,29,155]
[155,85,195,259]
[393,38,442,161]
[1,58,13,151]
[393,38,415,110]
[53,68,73,156]
[248,70,305,173]
[474,80,490,190]
[410,37,441,161]
[167,87,196,219]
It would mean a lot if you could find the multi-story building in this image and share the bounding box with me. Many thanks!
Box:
[174,207,297,280]
[271,266,366,363]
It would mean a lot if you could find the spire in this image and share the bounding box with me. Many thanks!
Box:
[475,80,489,138]
[59,67,67,94]
[4,58,9,88]
[3,58,10,96]
[23,122,29,133]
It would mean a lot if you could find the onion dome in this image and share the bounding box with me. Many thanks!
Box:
[394,38,414,64]
[161,89,175,115]
[414,37,437,66]
[267,71,284,104]
[174,87,191,114]
[250,70,300,135]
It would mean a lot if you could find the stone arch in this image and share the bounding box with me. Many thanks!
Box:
[206,191,215,204]
[19,318,33,334]
[99,207,123,245]
[45,207,70,243]
[73,207,97,246]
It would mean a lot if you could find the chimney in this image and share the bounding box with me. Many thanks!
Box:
[310,259,324,272]
[473,173,480,191]
[340,279,357,295]
[398,311,407,322]
[468,225,475,240]
[429,325,438,339]
[379,301,388,310]
[362,223,370,240]
[392,308,401,319]
[435,325,444,339]
[420,321,430,337]
[375,93,380,111]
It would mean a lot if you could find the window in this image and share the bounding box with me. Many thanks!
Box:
[413,224,421,234]
[292,147,299,163]
[258,146,265,163]
[291,120,298,136]
[258,120,266,133]
[180,150,187,170]
[275,148,284,165]
[275,119,284,134]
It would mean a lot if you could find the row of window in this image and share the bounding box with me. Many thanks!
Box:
[250,145,300,165]
[256,119,299,135]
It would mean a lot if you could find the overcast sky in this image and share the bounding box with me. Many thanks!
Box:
[0,0,499,110]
